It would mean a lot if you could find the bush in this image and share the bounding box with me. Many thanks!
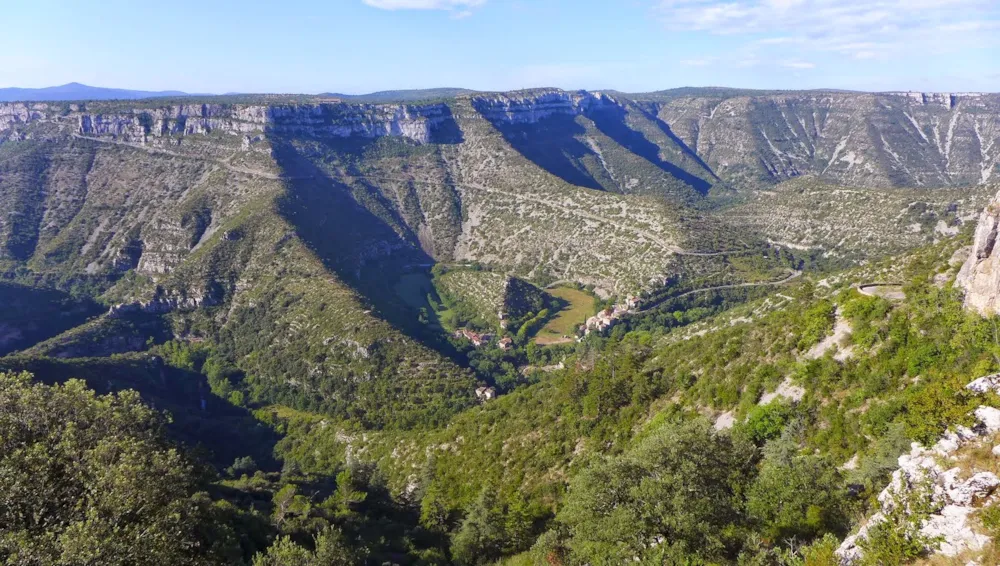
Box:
[740,401,795,445]
[858,475,939,565]
[0,371,239,564]
[227,456,259,478]
[555,420,754,563]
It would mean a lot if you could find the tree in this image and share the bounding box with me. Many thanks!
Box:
[452,488,507,565]
[746,429,847,542]
[0,371,239,565]
[322,469,367,518]
[451,487,536,565]
[740,401,795,446]
[555,419,755,564]
[252,527,357,566]
[227,456,259,478]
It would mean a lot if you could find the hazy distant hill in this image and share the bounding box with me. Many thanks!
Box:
[320,87,477,102]
[0,82,193,102]
[0,84,480,103]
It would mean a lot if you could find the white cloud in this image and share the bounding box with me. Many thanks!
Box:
[753,36,801,45]
[938,20,1000,32]
[659,0,998,72]
[362,0,484,10]
[657,0,991,38]
[765,0,805,10]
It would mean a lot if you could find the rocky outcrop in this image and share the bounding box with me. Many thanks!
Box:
[837,378,1000,564]
[471,89,622,124]
[651,91,1000,188]
[0,102,47,128]
[0,98,458,147]
[107,290,219,318]
[266,103,454,143]
[957,189,1000,314]
[73,102,454,144]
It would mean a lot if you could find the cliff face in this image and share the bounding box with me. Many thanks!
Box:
[2,88,999,297]
[0,102,49,139]
[652,92,1000,188]
[470,89,621,124]
[41,101,455,144]
[4,89,999,190]
[958,188,1000,314]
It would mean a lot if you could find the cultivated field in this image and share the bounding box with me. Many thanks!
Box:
[534,286,596,345]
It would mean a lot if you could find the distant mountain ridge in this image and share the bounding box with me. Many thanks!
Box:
[0,82,195,102]
[0,83,480,103]
[319,88,478,102]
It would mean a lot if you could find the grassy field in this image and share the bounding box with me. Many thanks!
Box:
[392,272,447,329]
[534,287,596,345]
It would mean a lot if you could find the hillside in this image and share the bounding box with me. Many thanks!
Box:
[1,89,997,424]
[264,229,1000,563]
[644,91,1000,188]
[3,86,1000,564]
[720,177,995,262]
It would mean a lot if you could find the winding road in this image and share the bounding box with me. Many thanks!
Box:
[72,134,297,180]
[857,282,905,300]
[631,269,803,315]
[352,174,752,257]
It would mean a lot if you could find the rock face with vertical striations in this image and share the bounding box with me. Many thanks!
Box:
[73,102,455,143]
[958,188,1000,314]
[645,90,1000,188]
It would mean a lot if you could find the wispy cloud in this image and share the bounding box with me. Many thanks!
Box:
[362,0,485,11]
[657,0,988,36]
[937,20,1000,32]
[658,0,998,67]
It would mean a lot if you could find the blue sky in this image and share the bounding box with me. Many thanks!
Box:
[1,0,998,93]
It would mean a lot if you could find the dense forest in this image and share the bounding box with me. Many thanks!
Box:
[5,231,1000,564]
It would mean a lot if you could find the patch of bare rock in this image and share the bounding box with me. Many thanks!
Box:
[804,307,853,361]
[836,375,1000,564]
[759,377,806,405]
[958,189,1000,315]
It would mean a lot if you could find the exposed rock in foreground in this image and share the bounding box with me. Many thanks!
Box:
[958,188,1000,314]
[836,376,1000,564]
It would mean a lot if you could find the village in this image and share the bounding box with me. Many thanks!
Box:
[451,294,641,352]
[452,328,513,350]
[579,295,641,337]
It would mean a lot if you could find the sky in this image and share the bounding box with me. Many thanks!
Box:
[1,0,998,94]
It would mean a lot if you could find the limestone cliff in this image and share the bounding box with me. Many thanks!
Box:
[649,91,1000,188]
[19,101,458,145]
[958,188,1000,314]
[0,100,456,152]
[5,89,1000,190]
[470,89,620,124]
